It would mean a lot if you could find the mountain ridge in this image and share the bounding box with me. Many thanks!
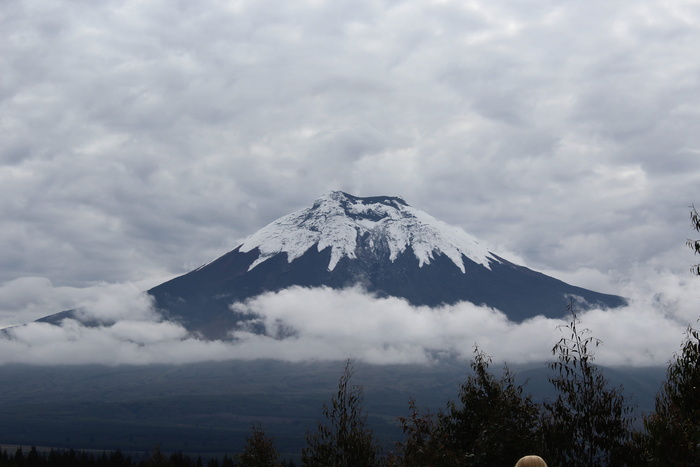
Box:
[33,191,627,339]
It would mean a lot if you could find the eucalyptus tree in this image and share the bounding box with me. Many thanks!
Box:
[541,302,634,466]
[302,360,381,467]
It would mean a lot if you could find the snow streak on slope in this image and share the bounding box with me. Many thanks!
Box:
[240,191,500,272]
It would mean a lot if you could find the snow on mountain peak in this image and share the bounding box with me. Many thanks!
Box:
[239,191,499,272]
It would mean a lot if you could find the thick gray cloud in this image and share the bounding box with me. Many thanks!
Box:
[1,0,700,363]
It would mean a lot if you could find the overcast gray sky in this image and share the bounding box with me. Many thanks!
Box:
[2,0,700,365]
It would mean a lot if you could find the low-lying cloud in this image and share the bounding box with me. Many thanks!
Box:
[1,269,697,367]
[0,277,167,328]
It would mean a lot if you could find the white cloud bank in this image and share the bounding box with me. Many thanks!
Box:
[0,276,170,327]
[1,270,697,367]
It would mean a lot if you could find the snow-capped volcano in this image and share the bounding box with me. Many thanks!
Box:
[240,191,496,273]
[37,192,627,339]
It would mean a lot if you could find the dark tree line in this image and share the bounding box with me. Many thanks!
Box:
[0,442,295,467]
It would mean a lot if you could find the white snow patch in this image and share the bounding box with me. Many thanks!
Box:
[239,192,499,273]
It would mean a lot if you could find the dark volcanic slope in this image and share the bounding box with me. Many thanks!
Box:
[148,245,626,340]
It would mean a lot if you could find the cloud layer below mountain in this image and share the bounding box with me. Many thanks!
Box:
[1,271,695,366]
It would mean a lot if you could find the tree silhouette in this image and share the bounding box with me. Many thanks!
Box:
[687,204,700,275]
[642,204,700,464]
[392,347,540,466]
[302,360,380,467]
[542,301,634,466]
[644,324,700,465]
[440,347,541,466]
[238,424,279,467]
[393,398,455,466]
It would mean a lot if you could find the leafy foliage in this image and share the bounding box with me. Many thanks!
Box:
[642,203,700,463]
[644,324,700,465]
[440,348,542,466]
[688,204,700,275]
[392,348,541,466]
[238,424,279,467]
[302,360,381,467]
[542,301,634,466]
[393,398,457,466]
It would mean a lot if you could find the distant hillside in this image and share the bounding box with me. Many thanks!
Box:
[0,361,664,459]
